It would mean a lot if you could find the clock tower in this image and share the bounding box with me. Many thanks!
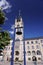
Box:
[14,12,24,62]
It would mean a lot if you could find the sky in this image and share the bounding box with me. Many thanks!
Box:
[0,0,43,39]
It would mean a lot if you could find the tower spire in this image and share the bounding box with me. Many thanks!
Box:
[19,10,21,17]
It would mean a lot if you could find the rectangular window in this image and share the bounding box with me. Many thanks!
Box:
[41,40,43,43]
[38,58,41,60]
[31,41,33,44]
[35,41,38,43]
[27,42,29,44]
[32,46,34,49]
[27,46,30,49]
[36,45,39,49]
[28,58,31,60]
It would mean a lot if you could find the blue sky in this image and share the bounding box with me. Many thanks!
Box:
[0,0,43,39]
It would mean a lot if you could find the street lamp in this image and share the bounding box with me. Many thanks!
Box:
[23,39,26,65]
[10,25,15,65]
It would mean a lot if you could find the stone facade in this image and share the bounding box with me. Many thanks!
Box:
[3,15,43,63]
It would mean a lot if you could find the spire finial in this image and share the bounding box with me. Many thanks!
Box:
[19,10,21,17]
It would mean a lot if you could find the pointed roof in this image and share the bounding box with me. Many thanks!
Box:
[17,10,22,22]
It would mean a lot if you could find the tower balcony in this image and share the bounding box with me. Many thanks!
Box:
[16,31,22,35]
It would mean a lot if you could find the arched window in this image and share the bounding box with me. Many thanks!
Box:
[27,51,31,55]
[32,51,36,55]
[37,50,41,55]
[15,57,19,61]
[32,56,37,61]
[32,46,34,49]
[15,51,19,55]
[17,18,21,22]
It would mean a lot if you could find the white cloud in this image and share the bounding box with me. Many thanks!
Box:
[0,0,12,11]
[9,31,14,35]
[11,24,15,30]
[9,25,15,35]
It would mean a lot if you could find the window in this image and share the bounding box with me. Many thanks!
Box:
[32,51,36,55]
[38,57,41,60]
[27,51,31,55]
[35,41,38,43]
[36,45,39,49]
[27,42,29,44]
[27,46,30,49]
[15,51,19,55]
[17,18,21,22]
[32,56,37,61]
[15,57,19,61]
[17,24,19,27]
[28,58,31,60]
[37,50,41,55]
[32,46,34,49]
[41,40,43,43]
[31,41,33,44]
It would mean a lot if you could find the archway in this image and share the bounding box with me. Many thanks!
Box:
[32,56,37,61]
[15,51,19,55]
[15,57,19,61]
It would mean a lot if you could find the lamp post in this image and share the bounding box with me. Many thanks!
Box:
[23,40,26,65]
[23,24,26,65]
[10,25,15,65]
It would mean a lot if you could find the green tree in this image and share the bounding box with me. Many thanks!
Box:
[0,8,11,54]
[0,8,5,25]
[0,31,11,49]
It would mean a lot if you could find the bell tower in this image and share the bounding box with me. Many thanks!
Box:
[15,11,23,40]
[14,11,24,62]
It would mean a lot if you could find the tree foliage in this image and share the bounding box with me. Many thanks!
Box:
[0,31,11,49]
[0,8,5,25]
[0,8,11,54]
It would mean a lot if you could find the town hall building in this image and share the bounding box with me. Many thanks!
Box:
[3,13,43,64]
